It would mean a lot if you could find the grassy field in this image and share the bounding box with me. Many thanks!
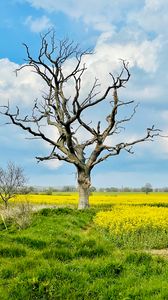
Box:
[1,193,168,299]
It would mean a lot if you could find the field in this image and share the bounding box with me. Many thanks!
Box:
[1,193,168,299]
[10,192,168,207]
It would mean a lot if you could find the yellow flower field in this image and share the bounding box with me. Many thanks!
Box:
[94,205,168,235]
[10,193,78,206]
[6,192,168,243]
[9,192,168,207]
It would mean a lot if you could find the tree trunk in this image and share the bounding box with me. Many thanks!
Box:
[78,184,90,209]
[4,201,8,209]
[77,169,91,209]
[0,195,8,209]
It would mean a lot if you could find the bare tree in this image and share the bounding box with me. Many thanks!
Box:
[0,162,26,208]
[0,31,161,209]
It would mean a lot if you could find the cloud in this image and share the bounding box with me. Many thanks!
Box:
[120,84,164,103]
[25,0,168,40]
[0,0,167,186]
[24,0,165,73]
[23,1,163,81]
[94,37,160,73]
[24,0,166,83]
[0,40,166,172]
[130,0,168,36]
[42,159,63,169]
[24,15,53,33]
[25,0,141,31]
[59,37,160,113]
[0,58,45,106]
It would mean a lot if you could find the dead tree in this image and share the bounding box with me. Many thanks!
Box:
[0,31,160,209]
[0,162,26,208]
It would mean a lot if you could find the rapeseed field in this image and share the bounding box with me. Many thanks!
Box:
[94,205,168,234]
[10,192,168,249]
[11,192,168,207]
[2,194,168,298]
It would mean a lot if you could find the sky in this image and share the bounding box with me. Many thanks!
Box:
[0,0,168,188]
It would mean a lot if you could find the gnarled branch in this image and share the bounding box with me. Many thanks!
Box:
[0,30,161,181]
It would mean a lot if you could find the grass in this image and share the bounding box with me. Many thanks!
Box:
[1,207,168,299]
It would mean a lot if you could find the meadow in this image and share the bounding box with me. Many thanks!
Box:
[1,193,168,299]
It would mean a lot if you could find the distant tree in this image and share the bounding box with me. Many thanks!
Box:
[0,162,26,208]
[105,188,111,192]
[142,183,153,194]
[122,187,131,192]
[1,30,160,209]
[132,188,140,192]
[19,185,36,194]
[44,187,53,195]
[62,185,76,192]
[89,186,97,193]
[109,187,119,192]
[99,188,106,192]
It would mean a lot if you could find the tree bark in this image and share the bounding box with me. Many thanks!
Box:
[77,169,91,209]
[4,201,8,209]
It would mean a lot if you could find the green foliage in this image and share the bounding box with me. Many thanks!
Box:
[39,207,74,216]
[0,247,26,258]
[1,208,168,299]
[13,236,47,249]
[104,227,168,250]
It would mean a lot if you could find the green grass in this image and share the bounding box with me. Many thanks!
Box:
[104,228,168,250]
[1,207,168,299]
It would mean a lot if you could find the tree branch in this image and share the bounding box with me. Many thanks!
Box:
[91,126,161,167]
[0,31,161,185]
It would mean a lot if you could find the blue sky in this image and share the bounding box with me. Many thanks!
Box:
[0,0,168,188]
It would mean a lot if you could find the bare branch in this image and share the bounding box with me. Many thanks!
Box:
[91,126,161,168]
[0,31,161,209]
[0,162,26,208]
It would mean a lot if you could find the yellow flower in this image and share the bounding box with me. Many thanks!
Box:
[94,205,168,235]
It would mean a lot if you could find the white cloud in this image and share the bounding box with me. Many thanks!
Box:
[25,0,168,40]
[94,38,160,73]
[25,0,165,76]
[42,159,63,169]
[23,1,163,83]
[0,58,45,106]
[24,15,53,33]
[121,85,164,103]
[133,0,168,35]
[0,48,166,171]
[1,0,167,185]
[25,0,139,30]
